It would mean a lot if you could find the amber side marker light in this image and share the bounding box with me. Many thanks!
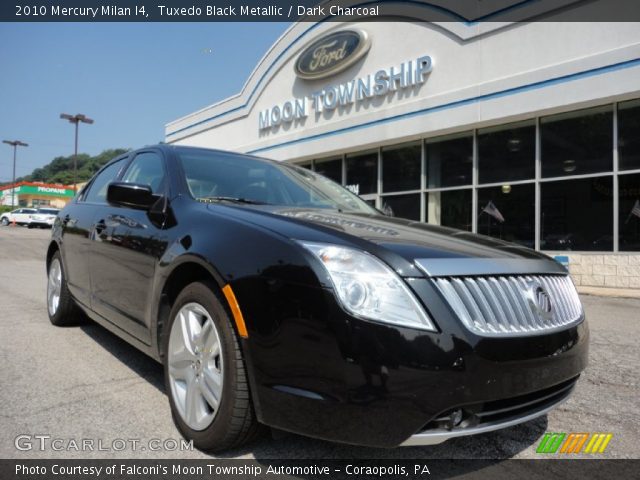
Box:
[222,284,248,338]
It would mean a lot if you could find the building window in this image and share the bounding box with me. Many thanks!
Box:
[619,173,640,251]
[346,151,377,195]
[478,121,535,184]
[426,133,472,188]
[314,158,342,184]
[618,99,640,171]
[382,142,421,193]
[541,176,613,251]
[477,184,535,248]
[297,162,313,170]
[382,193,420,221]
[426,189,472,231]
[541,105,613,178]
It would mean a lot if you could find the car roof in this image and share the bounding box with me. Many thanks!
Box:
[98,144,291,179]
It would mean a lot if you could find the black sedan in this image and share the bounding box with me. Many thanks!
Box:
[46,145,588,451]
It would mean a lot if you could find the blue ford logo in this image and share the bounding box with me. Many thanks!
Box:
[295,29,371,80]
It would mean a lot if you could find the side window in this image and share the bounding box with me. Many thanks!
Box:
[84,159,126,204]
[121,152,166,194]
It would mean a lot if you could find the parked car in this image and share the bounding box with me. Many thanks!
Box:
[0,207,36,226]
[28,207,60,229]
[46,145,588,452]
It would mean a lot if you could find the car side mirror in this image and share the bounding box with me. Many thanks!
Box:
[107,182,155,210]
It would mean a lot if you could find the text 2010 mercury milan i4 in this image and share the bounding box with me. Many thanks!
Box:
[46,145,588,452]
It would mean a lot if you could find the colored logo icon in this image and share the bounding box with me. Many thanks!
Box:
[536,432,613,454]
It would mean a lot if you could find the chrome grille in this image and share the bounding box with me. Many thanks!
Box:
[433,275,583,336]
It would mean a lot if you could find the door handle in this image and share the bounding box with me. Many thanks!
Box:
[94,219,107,234]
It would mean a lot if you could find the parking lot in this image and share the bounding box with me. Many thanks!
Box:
[0,226,638,460]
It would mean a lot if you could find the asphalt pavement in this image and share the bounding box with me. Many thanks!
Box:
[0,226,638,459]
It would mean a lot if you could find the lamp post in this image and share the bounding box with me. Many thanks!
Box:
[2,140,28,208]
[60,113,94,192]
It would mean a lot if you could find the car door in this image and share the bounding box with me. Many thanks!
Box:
[59,157,129,308]
[89,150,171,343]
[15,209,31,223]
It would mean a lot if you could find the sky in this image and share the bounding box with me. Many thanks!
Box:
[0,22,290,182]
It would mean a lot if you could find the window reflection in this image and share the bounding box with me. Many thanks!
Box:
[541,177,613,251]
[315,158,342,184]
[382,194,420,221]
[426,189,472,231]
[382,143,421,193]
[478,184,535,248]
[426,134,472,188]
[619,99,640,171]
[346,151,378,195]
[478,121,535,184]
[541,106,613,178]
[619,173,640,251]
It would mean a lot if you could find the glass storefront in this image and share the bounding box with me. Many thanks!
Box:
[426,189,472,231]
[426,133,472,188]
[346,151,377,195]
[300,99,640,252]
[478,184,535,248]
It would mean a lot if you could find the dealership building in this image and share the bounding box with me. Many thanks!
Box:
[0,182,75,209]
[166,4,640,292]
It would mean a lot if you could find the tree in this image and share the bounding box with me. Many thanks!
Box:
[2,148,129,186]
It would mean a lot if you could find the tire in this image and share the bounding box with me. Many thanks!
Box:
[163,281,260,452]
[27,224,34,229]
[47,251,84,326]
[1,217,8,226]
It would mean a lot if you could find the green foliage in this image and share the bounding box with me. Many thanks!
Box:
[12,148,129,185]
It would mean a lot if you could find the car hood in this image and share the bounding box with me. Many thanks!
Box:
[207,205,559,275]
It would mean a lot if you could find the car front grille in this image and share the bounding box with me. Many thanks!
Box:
[433,274,583,336]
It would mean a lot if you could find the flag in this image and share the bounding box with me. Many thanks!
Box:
[482,201,505,223]
[625,199,640,224]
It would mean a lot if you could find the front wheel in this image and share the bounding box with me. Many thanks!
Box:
[47,251,84,326]
[163,281,260,452]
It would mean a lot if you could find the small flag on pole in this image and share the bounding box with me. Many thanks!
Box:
[482,200,505,223]
[625,199,640,224]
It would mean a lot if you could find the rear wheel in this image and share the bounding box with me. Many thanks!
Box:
[1,217,8,226]
[47,251,84,326]
[163,281,259,452]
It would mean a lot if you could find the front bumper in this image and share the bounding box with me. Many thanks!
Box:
[401,375,576,445]
[237,277,589,448]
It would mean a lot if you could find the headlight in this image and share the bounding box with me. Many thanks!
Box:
[299,242,436,331]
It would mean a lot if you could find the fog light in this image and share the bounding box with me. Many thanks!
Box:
[451,409,463,426]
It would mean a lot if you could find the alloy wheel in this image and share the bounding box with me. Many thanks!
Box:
[47,258,62,316]
[167,302,224,431]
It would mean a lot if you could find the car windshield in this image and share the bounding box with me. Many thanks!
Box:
[37,208,59,214]
[178,150,378,214]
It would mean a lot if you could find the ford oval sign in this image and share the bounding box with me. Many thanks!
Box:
[295,29,371,80]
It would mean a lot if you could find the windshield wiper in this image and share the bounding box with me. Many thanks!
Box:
[198,196,268,205]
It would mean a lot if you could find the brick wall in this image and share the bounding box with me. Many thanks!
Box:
[559,253,640,289]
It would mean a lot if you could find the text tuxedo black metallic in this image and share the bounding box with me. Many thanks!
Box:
[46,145,588,451]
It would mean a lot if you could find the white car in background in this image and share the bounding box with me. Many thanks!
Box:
[0,208,37,226]
[27,208,60,229]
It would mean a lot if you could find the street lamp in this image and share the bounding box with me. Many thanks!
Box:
[2,139,28,208]
[60,113,94,192]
